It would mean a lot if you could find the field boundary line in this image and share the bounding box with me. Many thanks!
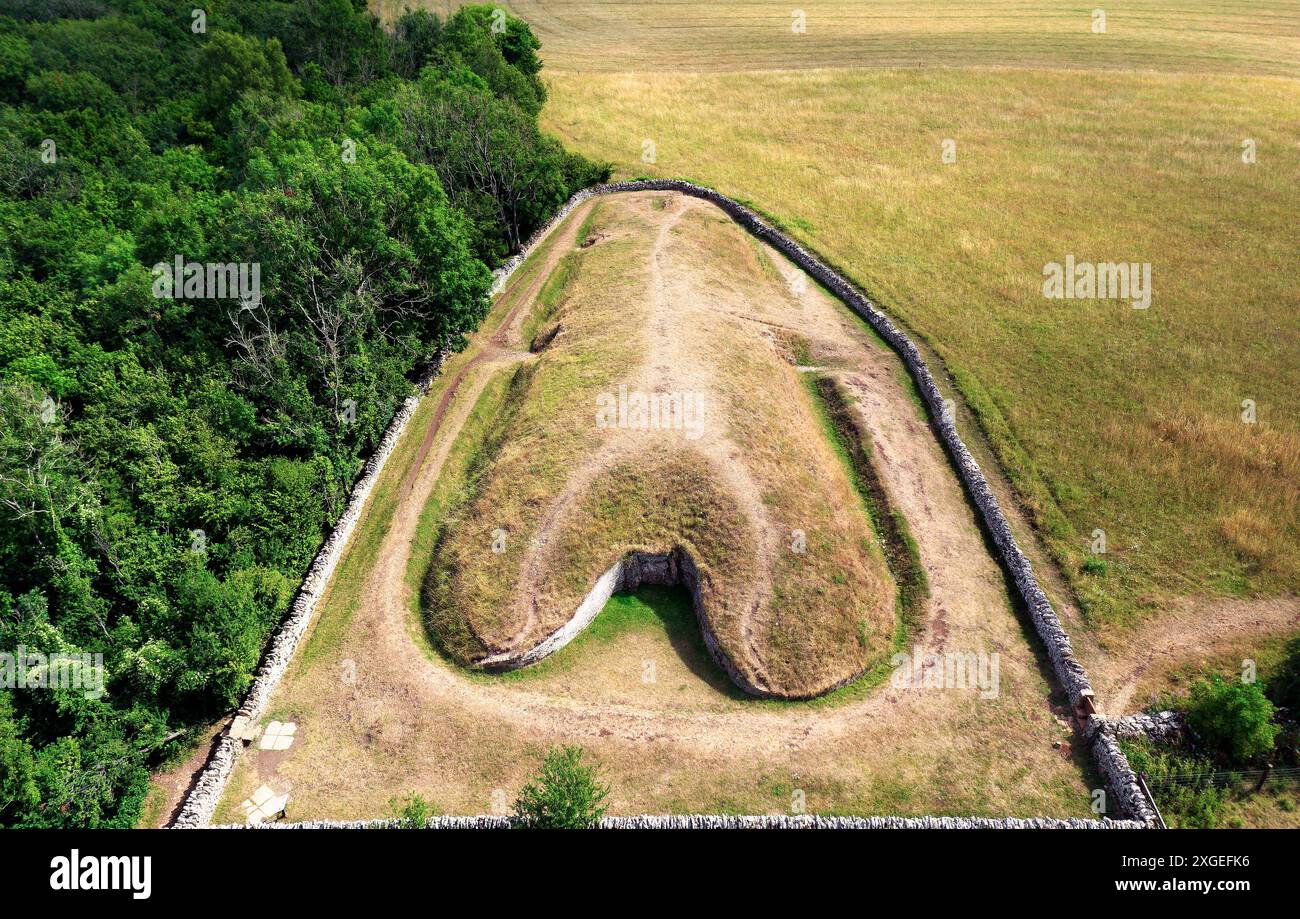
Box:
[210,815,1147,829]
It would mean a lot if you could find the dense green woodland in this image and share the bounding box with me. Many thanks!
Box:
[0,0,607,826]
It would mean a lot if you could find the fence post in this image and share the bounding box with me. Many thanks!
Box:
[1255,764,1272,793]
[1138,773,1167,829]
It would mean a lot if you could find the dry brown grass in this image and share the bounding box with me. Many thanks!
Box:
[378,1,1300,77]
[425,203,648,651]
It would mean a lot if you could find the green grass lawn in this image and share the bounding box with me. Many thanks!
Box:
[489,585,732,686]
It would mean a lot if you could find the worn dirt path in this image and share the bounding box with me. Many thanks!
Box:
[1091,596,1300,714]
[639,197,780,684]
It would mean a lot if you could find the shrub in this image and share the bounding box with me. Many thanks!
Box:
[512,746,609,828]
[1186,675,1279,764]
[388,793,437,828]
[1122,738,1227,829]
[1268,636,1300,715]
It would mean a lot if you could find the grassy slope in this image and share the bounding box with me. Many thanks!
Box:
[424,202,655,658]
[533,43,1299,639]
[668,203,900,693]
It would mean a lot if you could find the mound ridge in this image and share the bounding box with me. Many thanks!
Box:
[426,192,899,698]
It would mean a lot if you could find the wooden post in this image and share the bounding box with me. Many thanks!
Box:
[1138,773,1167,829]
[1255,764,1272,793]
[1074,689,1097,721]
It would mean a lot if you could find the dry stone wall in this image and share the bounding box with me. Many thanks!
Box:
[169,361,451,827]
[1110,711,1185,744]
[622,549,761,696]
[479,562,623,670]
[171,179,1156,827]
[1086,716,1160,824]
[478,549,764,696]
[214,814,1146,829]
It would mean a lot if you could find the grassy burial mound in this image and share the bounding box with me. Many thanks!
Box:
[208,187,1096,821]
[425,192,901,698]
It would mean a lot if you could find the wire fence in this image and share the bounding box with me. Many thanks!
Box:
[1145,766,1300,789]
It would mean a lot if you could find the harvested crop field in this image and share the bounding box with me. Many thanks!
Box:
[213,191,1099,821]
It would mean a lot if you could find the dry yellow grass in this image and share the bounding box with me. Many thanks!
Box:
[538,64,1300,635]
[381,1,1300,77]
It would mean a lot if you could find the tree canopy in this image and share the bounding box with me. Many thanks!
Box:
[0,0,607,827]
